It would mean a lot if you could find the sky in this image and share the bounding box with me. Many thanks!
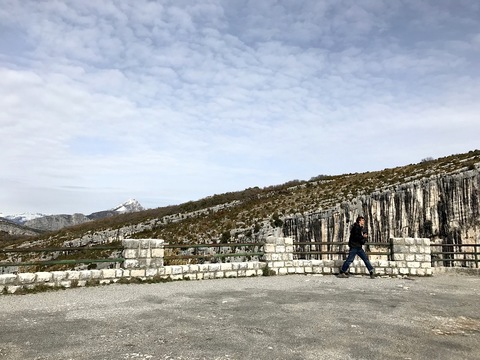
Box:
[1,0,479,215]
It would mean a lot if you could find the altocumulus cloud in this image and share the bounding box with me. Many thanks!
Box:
[0,0,479,214]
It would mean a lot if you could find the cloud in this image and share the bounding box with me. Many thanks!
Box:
[1,0,479,214]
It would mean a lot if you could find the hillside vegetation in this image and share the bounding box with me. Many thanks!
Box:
[2,150,480,250]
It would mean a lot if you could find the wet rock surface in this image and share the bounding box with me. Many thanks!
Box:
[0,274,479,360]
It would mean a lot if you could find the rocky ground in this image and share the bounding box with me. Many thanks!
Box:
[0,273,479,360]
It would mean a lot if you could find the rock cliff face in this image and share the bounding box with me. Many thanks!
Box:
[283,168,480,247]
[0,219,41,236]
[25,213,91,232]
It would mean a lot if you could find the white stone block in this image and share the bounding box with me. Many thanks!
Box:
[146,268,158,277]
[79,271,92,280]
[60,280,73,288]
[225,271,237,278]
[399,268,409,275]
[51,271,67,281]
[18,273,36,284]
[6,285,22,294]
[245,270,257,277]
[171,266,183,275]
[151,249,164,258]
[203,272,215,279]
[184,273,196,280]
[90,270,102,279]
[208,264,221,272]
[416,268,426,276]
[123,249,138,259]
[277,268,288,275]
[305,267,313,273]
[237,262,248,270]
[295,267,305,274]
[264,244,276,253]
[101,269,117,279]
[35,272,53,282]
[415,254,425,262]
[139,249,149,258]
[123,259,139,268]
[221,263,233,271]
[130,269,146,278]
[0,274,17,285]
[405,238,415,245]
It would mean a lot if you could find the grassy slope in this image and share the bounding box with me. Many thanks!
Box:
[2,149,479,250]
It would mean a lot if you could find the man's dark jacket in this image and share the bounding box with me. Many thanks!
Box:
[348,222,366,248]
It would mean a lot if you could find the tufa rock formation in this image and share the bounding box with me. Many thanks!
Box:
[283,168,480,249]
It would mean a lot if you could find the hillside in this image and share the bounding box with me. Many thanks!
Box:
[1,150,479,254]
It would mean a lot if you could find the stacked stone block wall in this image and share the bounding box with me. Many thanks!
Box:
[0,237,438,294]
[264,236,433,277]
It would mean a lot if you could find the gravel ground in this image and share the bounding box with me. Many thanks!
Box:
[0,273,479,360]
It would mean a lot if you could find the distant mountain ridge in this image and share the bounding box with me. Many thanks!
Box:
[0,199,144,233]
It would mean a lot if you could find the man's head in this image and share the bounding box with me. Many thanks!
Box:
[356,216,365,226]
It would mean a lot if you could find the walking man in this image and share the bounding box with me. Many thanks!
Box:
[339,216,375,278]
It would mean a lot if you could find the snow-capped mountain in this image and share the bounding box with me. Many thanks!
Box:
[1,199,145,232]
[0,212,46,225]
[112,199,145,213]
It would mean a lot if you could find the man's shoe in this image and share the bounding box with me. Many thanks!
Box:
[338,272,349,278]
[369,271,375,279]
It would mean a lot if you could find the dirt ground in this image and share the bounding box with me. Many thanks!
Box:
[0,273,479,360]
